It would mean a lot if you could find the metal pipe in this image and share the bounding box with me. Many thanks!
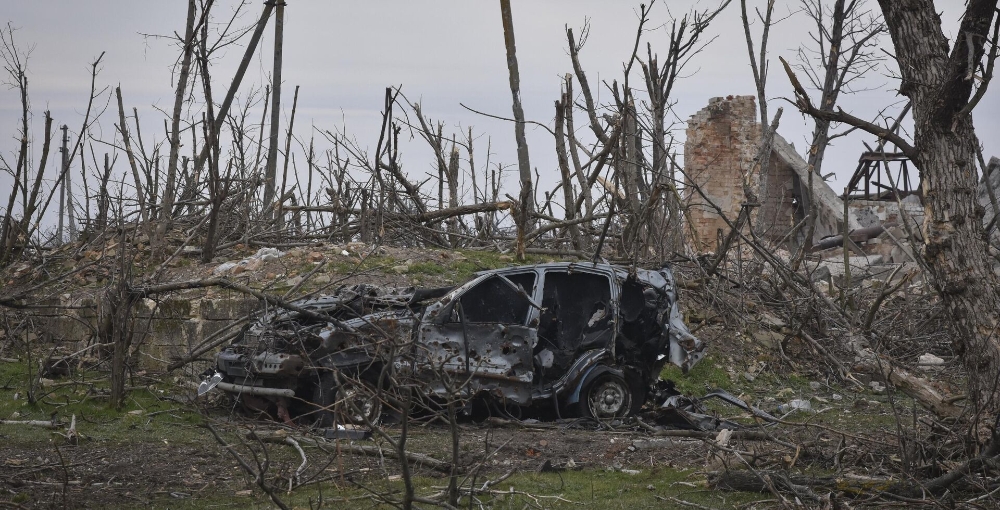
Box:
[216,381,295,398]
[810,222,896,252]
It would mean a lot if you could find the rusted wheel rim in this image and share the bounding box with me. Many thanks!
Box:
[587,377,630,418]
[337,383,381,425]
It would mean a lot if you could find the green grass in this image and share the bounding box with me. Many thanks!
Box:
[326,256,390,276]
[405,261,447,275]
[0,360,204,446]
[446,250,563,281]
[659,355,733,395]
[142,468,768,510]
[477,469,766,509]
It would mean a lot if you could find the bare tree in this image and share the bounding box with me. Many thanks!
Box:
[499,0,534,261]
[155,0,202,258]
[785,0,1000,442]
[795,0,885,178]
[262,0,285,217]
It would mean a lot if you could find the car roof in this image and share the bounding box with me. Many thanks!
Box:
[475,261,619,276]
[473,261,674,290]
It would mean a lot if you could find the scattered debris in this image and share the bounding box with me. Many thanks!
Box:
[213,247,286,276]
[778,399,812,414]
[649,387,777,431]
[917,353,945,368]
[323,424,370,441]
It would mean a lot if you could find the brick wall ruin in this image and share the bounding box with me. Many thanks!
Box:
[757,150,798,240]
[684,95,856,251]
[683,96,759,251]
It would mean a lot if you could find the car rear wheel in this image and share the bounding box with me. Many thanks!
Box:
[581,373,633,420]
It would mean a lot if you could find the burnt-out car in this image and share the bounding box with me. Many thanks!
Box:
[212,262,705,424]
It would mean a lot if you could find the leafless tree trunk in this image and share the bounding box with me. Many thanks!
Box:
[156,0,199,258]
[499,0,533,261]
[0,25,31,265]
[262,0,285,217]
[276,85,300,234]
[446,141,460,247]
[741,0,775,128]
[115,87,148,227]
[554,86,583,251]
[199,21,225,263]
[879,0,1000,440]
[108,228,137,409]
[787,0,1000,440]
[797,0,884,178]
[95,153,112,231]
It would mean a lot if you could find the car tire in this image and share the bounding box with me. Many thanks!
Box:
[581,373,633,420]
[337,380,382,425]
[314,372,382,428]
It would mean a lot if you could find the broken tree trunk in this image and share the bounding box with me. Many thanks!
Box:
[875,0,1000,440]
[499,0,533,261]
[846,334,963,419]
[156,0,198,258]
[262,0,285,216]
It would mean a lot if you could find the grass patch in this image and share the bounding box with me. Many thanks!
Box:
[447,250,564,281]
[406,261,447,275]
[660,355,733,395]
[328,254,399,275]
[144,468,767,510]
[0,360,205,446]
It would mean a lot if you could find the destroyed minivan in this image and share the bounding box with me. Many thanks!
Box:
[212,262,705,425]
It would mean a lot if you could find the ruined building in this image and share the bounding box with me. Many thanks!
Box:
[683,95,924,255]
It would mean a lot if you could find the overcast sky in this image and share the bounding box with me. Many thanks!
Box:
[2,1,996,225]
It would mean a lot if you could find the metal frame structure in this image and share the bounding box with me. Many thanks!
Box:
[844,151,918,200]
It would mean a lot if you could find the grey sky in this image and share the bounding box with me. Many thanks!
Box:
[2,1,996,224]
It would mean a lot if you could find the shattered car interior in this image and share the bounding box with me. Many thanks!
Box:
[212,262,708,426]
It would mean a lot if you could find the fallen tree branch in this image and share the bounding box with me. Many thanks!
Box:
[0,419,63,429]
[846,334,964,419]
[779,56,917,159]
[281,201,512,225]
[247,429,454,473]
[205,424,291,510]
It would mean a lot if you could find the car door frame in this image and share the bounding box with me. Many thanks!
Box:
[415,268,541,405]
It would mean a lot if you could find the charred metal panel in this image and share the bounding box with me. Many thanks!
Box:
[419,323,537,404]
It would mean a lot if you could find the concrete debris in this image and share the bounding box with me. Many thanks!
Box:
[759,313,786,329]
[212,262,237,276]
[631,438,674,450]
[253,247,285,261]
[917,353,945,368]
[213,247,285,276]
[778,399,812,414]
[715,429,733,447]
